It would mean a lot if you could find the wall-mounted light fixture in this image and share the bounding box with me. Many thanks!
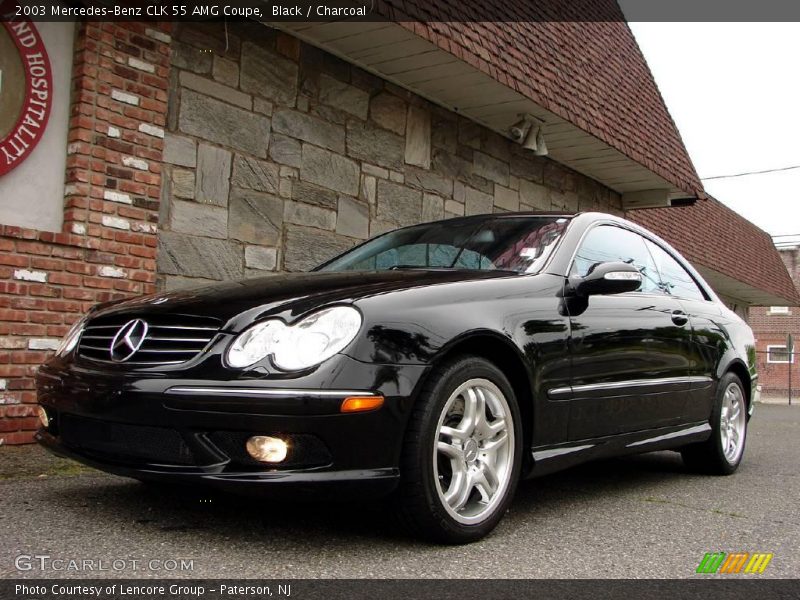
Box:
[509,114,548,156]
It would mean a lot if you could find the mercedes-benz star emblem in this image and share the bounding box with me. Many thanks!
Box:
[109,319,149,362]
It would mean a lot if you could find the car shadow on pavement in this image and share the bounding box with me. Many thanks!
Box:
[43,450,692,545]
[514,450,688,509]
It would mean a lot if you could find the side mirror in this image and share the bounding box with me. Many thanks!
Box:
[570,261,642,297]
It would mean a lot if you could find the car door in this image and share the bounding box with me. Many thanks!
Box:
[564,225,694,440]
[644,239,724,423]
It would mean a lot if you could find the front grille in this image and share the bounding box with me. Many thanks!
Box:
[77,313,221,366]
[59,414,196,465]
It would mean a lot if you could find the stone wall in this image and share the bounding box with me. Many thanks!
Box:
[158,21,623,289]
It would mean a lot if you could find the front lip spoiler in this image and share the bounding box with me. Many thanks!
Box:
[37,431,400,499]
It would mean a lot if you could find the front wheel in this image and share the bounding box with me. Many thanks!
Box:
[681,373,748,475]
[396,356,522,544]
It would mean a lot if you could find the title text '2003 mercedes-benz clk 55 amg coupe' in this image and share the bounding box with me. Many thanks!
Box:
[37,212,756,543]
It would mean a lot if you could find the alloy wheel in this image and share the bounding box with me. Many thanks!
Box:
[720,381,746,464]
[433,378,515,524]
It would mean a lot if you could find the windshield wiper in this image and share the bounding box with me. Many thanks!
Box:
[388,264,447,270]
[386,265,516,273]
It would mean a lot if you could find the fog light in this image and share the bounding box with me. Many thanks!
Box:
[36,406,49,429]
[246,436,288,463]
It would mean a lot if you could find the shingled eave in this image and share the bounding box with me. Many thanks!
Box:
[629,198,800,306]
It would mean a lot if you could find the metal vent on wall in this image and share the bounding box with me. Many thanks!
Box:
[77,314,221,366]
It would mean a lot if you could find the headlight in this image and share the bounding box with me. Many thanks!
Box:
[56,316,87,356]
[226,320,284,369]
[226,306,362,371]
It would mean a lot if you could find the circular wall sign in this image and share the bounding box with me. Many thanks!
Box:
[0,11,52,176]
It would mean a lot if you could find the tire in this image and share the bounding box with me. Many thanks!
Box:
[681,372,748,475]
[395,355,523,544]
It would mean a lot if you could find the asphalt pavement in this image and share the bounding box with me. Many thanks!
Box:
[1,404,798,579]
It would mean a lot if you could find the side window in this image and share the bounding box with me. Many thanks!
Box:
[571,225,661,293]
[644,240,707,301]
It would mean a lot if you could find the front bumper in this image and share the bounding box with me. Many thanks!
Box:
[36,354,429,498]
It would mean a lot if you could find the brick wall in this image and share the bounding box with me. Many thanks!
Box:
[157,21,624,289]
[750,247,800,396]
[0,21,171,444]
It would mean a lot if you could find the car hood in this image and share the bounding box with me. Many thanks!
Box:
[91,270,520,330]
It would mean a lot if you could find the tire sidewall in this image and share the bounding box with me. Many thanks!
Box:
[412,357,523,541]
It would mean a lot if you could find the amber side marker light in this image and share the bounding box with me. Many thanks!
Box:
[341,396,384,413]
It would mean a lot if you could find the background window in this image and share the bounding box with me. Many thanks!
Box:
[767,345,794,364]
[768,306,791,315]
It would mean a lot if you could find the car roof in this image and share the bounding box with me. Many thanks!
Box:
[413,211,673,231]
[412,211,576,227]
[406,211,634,229]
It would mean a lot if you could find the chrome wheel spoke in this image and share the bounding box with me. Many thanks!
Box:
[478,460,500,494]
[482,431,509,459]
[473,471,492,504]
[462,388,485,435]
[437,440,463,462]
[448,470,475,511]
[443,469,466,504]
[440,425,468,443]
[483,415,507,439]
[474,388,492,436]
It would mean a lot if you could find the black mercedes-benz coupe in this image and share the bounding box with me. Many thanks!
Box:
[36,212,756,543]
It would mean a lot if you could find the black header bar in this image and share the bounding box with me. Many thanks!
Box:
[3,0,800,23]
[5,579,800,600]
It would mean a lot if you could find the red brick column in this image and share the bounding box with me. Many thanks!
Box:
[0,21,171,444]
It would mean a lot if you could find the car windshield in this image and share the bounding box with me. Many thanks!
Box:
[317,216,569,274]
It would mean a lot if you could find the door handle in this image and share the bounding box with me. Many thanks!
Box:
[671,310,689,326]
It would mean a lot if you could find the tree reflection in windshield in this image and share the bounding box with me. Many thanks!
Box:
[318,217,569,274]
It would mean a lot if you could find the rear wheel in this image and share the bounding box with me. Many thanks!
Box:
[681,372,747,475]
[396,356,522,544]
